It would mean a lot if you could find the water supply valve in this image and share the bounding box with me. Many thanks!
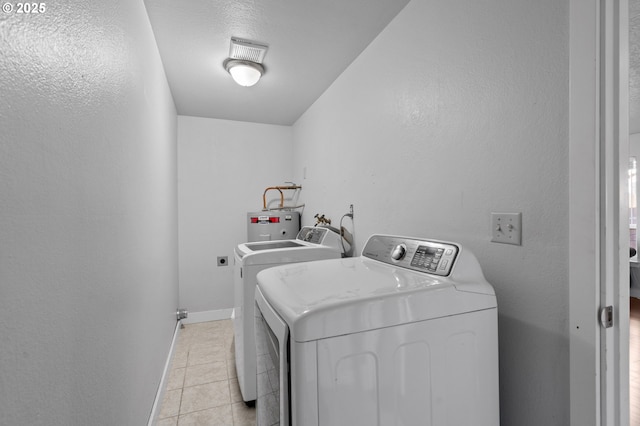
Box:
[176,308,188,321]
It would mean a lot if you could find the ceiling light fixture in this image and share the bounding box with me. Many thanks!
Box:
[224,37,268,87]
[224,59,264,87]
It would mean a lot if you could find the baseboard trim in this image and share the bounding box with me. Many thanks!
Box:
[147,320,182,426]
[181,308,233,324]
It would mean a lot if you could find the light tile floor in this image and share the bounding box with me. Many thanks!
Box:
[156,320,256,426]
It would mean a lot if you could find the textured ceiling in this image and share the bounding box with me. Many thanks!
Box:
[145,1,640,130]
[143,0,410,125]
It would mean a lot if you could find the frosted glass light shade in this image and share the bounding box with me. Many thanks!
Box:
[224,59,264,87]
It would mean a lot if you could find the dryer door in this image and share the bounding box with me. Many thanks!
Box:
[255,287,290,426]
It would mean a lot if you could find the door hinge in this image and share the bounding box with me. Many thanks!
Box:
[599,305,613,328]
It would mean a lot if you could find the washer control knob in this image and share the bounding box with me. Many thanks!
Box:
[391,244,407,261]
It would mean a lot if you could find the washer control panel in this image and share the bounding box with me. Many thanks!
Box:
[297,226,328,244]
[362,235,460,276]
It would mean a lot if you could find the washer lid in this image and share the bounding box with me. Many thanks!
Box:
[235,226,345,265]
[236,244,342,266]
[257,255,496,342]
[245,240,304,251]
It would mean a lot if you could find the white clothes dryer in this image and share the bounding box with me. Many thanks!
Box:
[255,234,499,426]
[233,226,345,403]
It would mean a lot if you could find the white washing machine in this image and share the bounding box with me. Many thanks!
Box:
[233,226,346,403]
[255,234,499,426]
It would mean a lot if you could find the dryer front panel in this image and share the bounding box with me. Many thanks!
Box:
[308,309,499,426]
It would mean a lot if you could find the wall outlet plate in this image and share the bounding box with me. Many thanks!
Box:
[217,256,228,266]
[491,212,522,245]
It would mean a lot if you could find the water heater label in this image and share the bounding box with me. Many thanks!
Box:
[250,216,280,223]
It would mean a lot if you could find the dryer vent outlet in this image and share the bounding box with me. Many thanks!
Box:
[217,256,228,267]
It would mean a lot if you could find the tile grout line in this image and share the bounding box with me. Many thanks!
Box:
[156,320,254,425]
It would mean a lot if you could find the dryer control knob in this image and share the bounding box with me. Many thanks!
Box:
[391,244,406,261]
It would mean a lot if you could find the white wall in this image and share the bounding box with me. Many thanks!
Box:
[632,133,640,256]
[630,0,640,133]
[631,133,640,169]
[177,116,294,316]
[292,0,569,424]
[0,1,178,425]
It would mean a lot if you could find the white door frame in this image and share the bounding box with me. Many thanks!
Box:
[569,1,630,425]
